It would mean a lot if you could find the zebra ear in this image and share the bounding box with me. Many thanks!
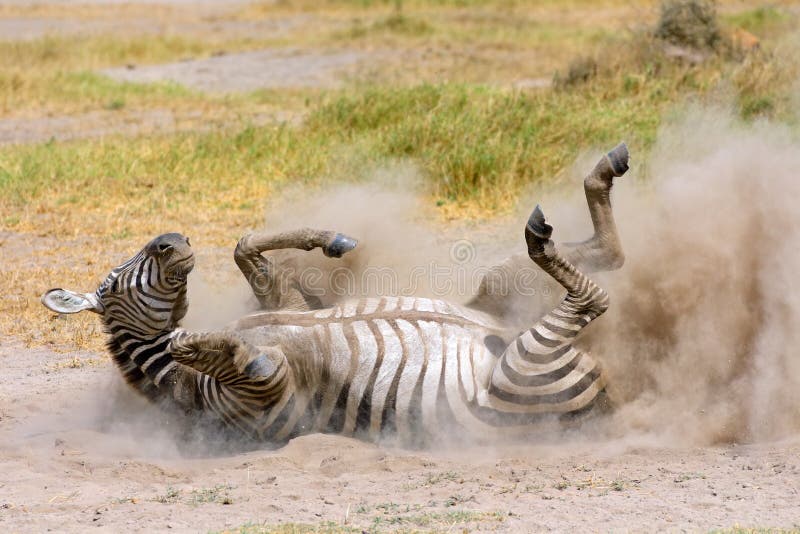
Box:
[41,288,104,315]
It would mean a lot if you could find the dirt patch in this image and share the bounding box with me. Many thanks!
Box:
[0,14,311,42]
[101,48,371,93]
[0,108,294,146]
[0,109,176,145]
[1,339,798,532]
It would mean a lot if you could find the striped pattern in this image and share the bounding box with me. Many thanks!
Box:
[96,226,612,445]
[99,248,185,401]
[225,292,609,444]
[485,300,608,420]
[482,216,612,422]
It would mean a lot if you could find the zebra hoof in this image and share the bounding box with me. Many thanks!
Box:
[323,233,358,258]
[606,142,629,177]
[243,354,275,379]
[525,205,553,241]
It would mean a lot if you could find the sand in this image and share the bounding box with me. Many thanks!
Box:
[101,49,371,93]
[1,339,798,533]
[2,2,800,531]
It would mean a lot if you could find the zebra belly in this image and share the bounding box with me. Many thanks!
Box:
[234,316,502,444]
[229,297,607,444]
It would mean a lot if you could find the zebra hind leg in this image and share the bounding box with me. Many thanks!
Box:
[467,143,629,319]
[485,206,611,421]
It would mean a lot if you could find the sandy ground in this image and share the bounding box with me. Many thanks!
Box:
[0,0,550,144]
[101,49,371,93]
[2,3,800,532]
[0,15,308,42]
[0,109,298,146]
[1,338,799,533]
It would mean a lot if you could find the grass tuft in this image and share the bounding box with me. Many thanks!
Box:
[724,6,792,35]
[654,0,721,51]
[2,0,799,354]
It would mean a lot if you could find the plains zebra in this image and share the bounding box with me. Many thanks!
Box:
[42,143,629,446]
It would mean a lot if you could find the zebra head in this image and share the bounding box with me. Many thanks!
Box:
[42,233,195,335]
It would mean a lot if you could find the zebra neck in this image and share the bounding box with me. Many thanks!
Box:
[105,326,178,390]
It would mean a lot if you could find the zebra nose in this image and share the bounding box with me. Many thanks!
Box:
[158,242,173,252]
[185,237,191,247]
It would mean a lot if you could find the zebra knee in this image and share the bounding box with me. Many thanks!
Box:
[234,233,257,264]
[605,250,625,271]
[592,287,610,317]
[567,285,610,319]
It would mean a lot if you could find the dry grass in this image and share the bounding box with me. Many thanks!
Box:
[0,33,286,117]
[1,0,798,353]
[216,509,505,533]
[0,3,186,20]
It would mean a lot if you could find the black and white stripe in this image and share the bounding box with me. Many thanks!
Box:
[224,291,609,445]
[99,250,182,398]
[95,219,612,445]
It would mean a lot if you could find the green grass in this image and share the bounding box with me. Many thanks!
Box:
[0,79,664,233]
[0,70,195,114]
[723,6,793,35]
[216,510,505,534]
[0,44,789,238]
[306,79,666,206]
[0,33,273,115]
[3,0,799,353]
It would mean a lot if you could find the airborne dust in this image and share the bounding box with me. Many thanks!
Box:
[180,105,800,448]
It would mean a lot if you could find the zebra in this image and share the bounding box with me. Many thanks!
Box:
[41,143,629,446]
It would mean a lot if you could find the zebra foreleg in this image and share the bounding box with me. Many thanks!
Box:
[170,331,284,380]
[234,228,357,311]
[169,331,288,398]
[485,206,610,418]
[168,331,291,438]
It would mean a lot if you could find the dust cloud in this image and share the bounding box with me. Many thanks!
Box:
[257,162,498,303]
[184,161,513,331]
[182,105,800,448]
[592,106,800,446]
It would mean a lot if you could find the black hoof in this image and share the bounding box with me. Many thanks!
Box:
[606,142,629,177]
[323,233,358,258]
[244,354,276,379]
[525,205,553,240]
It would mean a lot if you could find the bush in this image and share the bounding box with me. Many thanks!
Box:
[654,0,722,50]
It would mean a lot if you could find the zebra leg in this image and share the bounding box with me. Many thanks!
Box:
[465,255,530,317]
[168,331,291,438]
[169,330,288,397]
[170,331,285,382]
[485,206,610,418]
[467,143,628,317]
[234,228,357,310]
[562,142,629,272]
